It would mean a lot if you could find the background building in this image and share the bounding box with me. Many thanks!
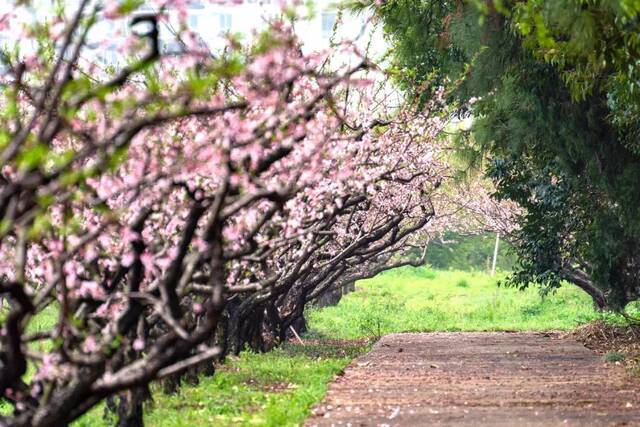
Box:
[96,1,384,65]
[0,1,384,64]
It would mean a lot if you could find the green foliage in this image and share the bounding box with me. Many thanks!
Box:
[307,268,598,339]
[367,0,640,308]
[511,0,640,134]
[426,232,516,271]
[114,0,146,15]
[350,0,464,103]
[456,278,469,288]
[17,143,50,171]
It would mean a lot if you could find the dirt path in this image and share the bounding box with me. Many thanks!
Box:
[306,333,640,426]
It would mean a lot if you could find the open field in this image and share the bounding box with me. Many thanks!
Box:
[306,268,604,339]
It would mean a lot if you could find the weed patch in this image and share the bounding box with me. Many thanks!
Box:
[603,352,625,362]
[456,278,469,288]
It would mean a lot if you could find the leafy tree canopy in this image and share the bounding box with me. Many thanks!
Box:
[360,0,640,309]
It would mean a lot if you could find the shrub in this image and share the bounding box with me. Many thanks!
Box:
[456,279,470,288]
[603,352,625,362]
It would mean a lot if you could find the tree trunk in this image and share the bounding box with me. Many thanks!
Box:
[161,373,181,395]
[106,385,150,427]
[563,269,608,310]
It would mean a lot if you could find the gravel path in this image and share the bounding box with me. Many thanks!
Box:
[306,332,640,426]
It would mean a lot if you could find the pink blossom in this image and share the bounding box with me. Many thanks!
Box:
[83,335,98,353]
[79,281,105,300]
[103,0,121,19]
[192,302,203,314]
[132,338,145,351]
[121,252,135,267]
[140,251,155,275]
[123,228,141,244]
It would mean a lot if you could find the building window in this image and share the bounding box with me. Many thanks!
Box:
[321,12,336,39]
[218,13,232,33]
[189,14,199,30]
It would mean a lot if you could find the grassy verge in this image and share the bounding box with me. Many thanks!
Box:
[142,342,368,427]
[1,306,370,426]
[73,341,370,426]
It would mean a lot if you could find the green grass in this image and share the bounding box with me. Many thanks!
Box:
[142,343,367,427]
[71,342,369,427]
[306,267,601,339]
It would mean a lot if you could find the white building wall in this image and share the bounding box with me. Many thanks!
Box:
[181,1,383,56]
[1,1,385,67]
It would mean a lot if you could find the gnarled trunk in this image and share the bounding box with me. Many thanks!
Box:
[563,269,608,311]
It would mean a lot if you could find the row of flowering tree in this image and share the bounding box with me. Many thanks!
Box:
[0,1,509,425]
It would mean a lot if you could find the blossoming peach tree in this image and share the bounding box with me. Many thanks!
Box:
[0,1,507,425]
